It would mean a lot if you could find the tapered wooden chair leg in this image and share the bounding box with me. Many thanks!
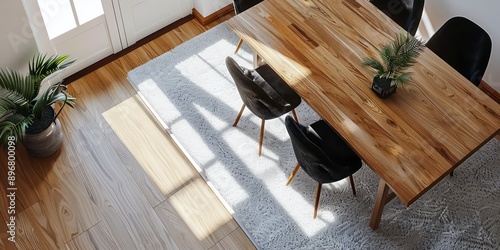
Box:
[286,163,301,186]
[258,119,265,156]
[291,109,298,122]
[233,104,246,127]
[234,39,244,54]
[349,175,356,196]
[314,183,322,219]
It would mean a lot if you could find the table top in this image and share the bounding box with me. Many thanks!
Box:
[227,0,500,206]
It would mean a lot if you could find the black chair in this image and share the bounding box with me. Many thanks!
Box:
[285,116,362,219]
[232,0,263,53]
[426,16,492,86]
[226,57,301,156]
[370,0,425,36]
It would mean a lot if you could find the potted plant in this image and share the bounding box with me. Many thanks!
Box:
[362,32,425,98]
[0,54,76,157]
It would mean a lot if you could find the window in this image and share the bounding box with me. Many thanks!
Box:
[37,0,104,39]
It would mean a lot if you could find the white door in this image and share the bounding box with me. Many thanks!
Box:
[117,0,192,46]
[22,0,121,79]
[22,0,193,80]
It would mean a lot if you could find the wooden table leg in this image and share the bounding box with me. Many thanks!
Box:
[253,52,264,68]
[370,179,390,230]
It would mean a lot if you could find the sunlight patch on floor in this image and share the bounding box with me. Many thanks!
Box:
[102,95,199,197]
[169,178,235,241]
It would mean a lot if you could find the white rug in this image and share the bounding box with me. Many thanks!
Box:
[127,23,500,249]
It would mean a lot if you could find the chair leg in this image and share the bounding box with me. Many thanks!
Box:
[233,104,246,127]
[258,119,265,156]
[286,163,301,186]
[314,183,322,219]
[450,170,454,177]
[291,109,298,122]
[234,39,244,54]
[349,175,356,196]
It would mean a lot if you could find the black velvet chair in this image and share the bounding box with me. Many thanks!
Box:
[232,0,263,53]
[370,0,425,35]
[426,16,492,86]
[226,57,301,156]
[285,116,362,219]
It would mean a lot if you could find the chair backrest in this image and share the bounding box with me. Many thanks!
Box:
[426,16,492,86]
[233,0,264,14]
[370,0,425,35]
[225,57,290,120]
[285,116,353,184]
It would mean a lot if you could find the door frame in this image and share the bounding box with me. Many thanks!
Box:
[21,0,123,78]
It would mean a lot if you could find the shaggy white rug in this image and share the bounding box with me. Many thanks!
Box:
[127,23,500,249]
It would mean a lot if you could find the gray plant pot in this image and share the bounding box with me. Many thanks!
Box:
[23,107,63,157]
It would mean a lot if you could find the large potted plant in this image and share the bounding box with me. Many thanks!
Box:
[362,32,425,98]
[0,54,76,157]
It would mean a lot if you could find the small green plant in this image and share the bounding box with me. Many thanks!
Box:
[0,54,76,146]
[362,32,425,86]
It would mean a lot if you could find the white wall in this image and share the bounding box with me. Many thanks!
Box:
[194,0,232,17]
[0,0,38,71]
[418,0,500,91]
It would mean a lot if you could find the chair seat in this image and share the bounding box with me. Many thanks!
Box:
[425,17,492,86]
[285,116,362,218]
[255,64,302,110]
[237,62,301,119]
[370,0,425,36]
[226,56,301,156]
[287,116,362,183]
[233,0,263,14]
[310,120,361,167]
[309,120,362,173]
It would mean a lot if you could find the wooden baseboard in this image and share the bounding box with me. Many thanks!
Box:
[479,80,500,104]
[193,4,234,25]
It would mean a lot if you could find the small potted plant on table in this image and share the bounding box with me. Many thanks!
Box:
[362,32,424,98]
[0,54,76,157]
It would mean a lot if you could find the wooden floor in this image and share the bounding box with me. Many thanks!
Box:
[0,13,256,250]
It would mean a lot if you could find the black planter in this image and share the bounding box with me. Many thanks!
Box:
[371,76,397,99]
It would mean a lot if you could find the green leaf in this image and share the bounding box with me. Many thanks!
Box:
[362,57,385,75]
[361,32,424,86]
[29,54,75,97]
[0,97,18,120]
[0,114,33,146]
[0,68,36,102]
[394,72,413,86]
[33,82,76,119]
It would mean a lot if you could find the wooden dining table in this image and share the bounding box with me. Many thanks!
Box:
[226,0,500,229]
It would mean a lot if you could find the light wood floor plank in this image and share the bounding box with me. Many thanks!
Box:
[59,98,180,249]
[115,47,155,74]
[0,234,5,250]
[154,177,239,249]
[65,221,119,250]
[0,145,41,217]
[0,214,16,250]
[209,228,256,250]
[102,95,200,197]
[66,75,166,207]
[14,202,57,250]
[13,148,101,249]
